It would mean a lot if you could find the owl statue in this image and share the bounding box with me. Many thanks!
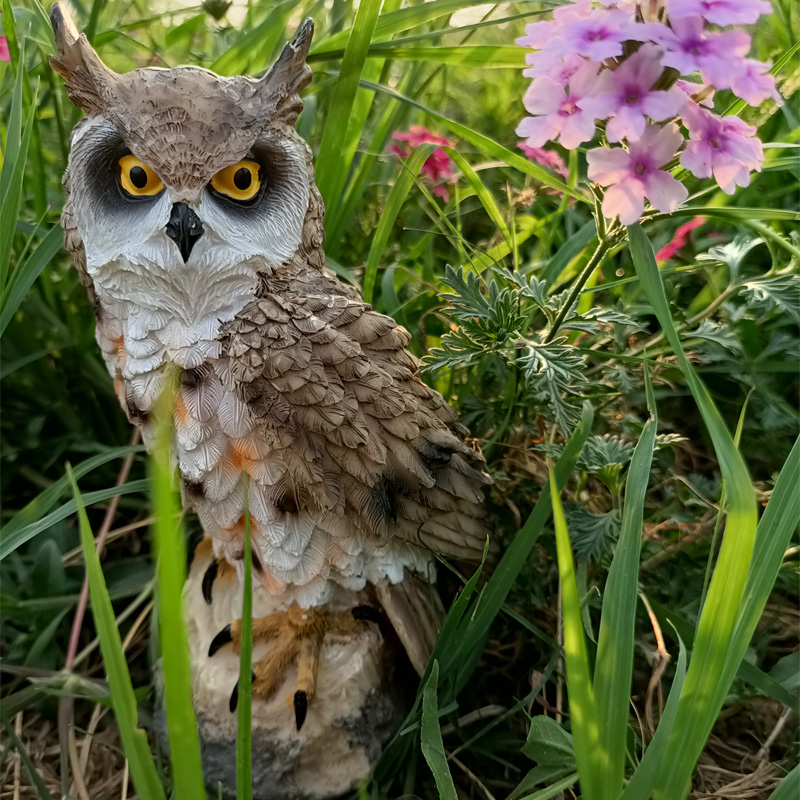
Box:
[51,3,490,797]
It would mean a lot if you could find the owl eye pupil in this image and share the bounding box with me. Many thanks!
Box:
[233,168,252,191]
[130,166,148,189]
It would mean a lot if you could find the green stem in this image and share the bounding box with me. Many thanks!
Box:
[545,236,612,343]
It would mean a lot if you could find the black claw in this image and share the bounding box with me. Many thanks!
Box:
[208,624,232,657]
[229,671,255,714]
[352,605,383,625]
[202,559,219,605]
[294,690,308,731]
[186,529,205,572]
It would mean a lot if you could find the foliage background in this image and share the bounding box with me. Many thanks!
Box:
[0,0,798,797]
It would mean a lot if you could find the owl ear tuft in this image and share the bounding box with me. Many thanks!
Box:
[50,1,117,116]
[257,18,314,126]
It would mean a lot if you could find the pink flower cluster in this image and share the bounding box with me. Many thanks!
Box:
[516,0,779,225]
[388,126,457,201]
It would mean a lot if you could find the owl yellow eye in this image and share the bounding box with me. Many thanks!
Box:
[210,160,262,202]
[119,155,164,197]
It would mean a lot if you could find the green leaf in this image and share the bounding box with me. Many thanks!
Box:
[628,223,759,800]
[521,716,576,767]
[771,764,800,800]
[420,660,458,800]
[68,466,167,800]
[550,469,604,800]
[0,479,150,562]
[0,226,64,337]
[593,368,657,795]
[620,633,688,800]
[363,142,437,302]
[365,44,526,68]
[360,78,590,202]
[150,386,205,800]
[449,403,594,690]
[315,0,382,209]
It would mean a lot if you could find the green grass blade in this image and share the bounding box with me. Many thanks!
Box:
[68,466,167,800]
[314,0,382,210]
[771,764,800,800]
[0,479,151,562]
[516,773,580,800]
[628,223,759,800]
[311,0,543,55]
[358,78,590,202]
[150,387,205,800]
[550,468,603,800]
[0,226,64,337]
[0,58,37,295]
[209,1,295,76]
[442,147,512,252]
[620,633,688,800]
[593,367,657,797]
[1,445,145,548]
[542,222,597,286]
[364,44,526,68]
[0,713,55,800]
[363,142,437,302]
[646,600,799,712]
[420,660,458,800]
[237,475,254,800]
[450,402,594,690]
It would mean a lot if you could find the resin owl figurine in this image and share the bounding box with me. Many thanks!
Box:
[52,2,490,795]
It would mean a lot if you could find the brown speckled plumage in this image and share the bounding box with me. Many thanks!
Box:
[51,1,491,684]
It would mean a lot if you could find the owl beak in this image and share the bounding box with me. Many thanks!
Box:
[165,202,204,262]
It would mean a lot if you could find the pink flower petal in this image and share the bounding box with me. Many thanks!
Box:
[608,105,649,142]
[587,146,632,184]
[641,169,689,214]
[516,115,561,148]
[603,180,646,225]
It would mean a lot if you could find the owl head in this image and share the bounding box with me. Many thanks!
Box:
[51,2,320,290]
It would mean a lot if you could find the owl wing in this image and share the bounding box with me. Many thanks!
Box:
[221,267,493,565]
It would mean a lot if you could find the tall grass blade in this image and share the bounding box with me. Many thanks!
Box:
[549,468,603,800]
[150,385,205,799]
[0,478,150,561]
[359,79,590,202]
[451,402,594,691]
[628,223,758,800]
[314,0,382,209]
[593,366,657,796]
[0,226,63,337]
[620,634,688,800]
[237,475,254,800]
[68,466,167,800]
[443,147,512,252]
[770,764,800,800]
[1,445,144,550]
[363,142,437,302]
[420,660,458,800]
[0,58,37,295]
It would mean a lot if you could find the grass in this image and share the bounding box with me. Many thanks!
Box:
[1,0,798,798]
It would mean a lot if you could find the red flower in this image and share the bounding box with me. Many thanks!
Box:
[655,216,705,262]
[0,36,10,62]
[388,126,456,201]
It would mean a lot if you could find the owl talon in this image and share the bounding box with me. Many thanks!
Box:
[208,605,381,731]
[202,559,219,604]
[209,624,233,656]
